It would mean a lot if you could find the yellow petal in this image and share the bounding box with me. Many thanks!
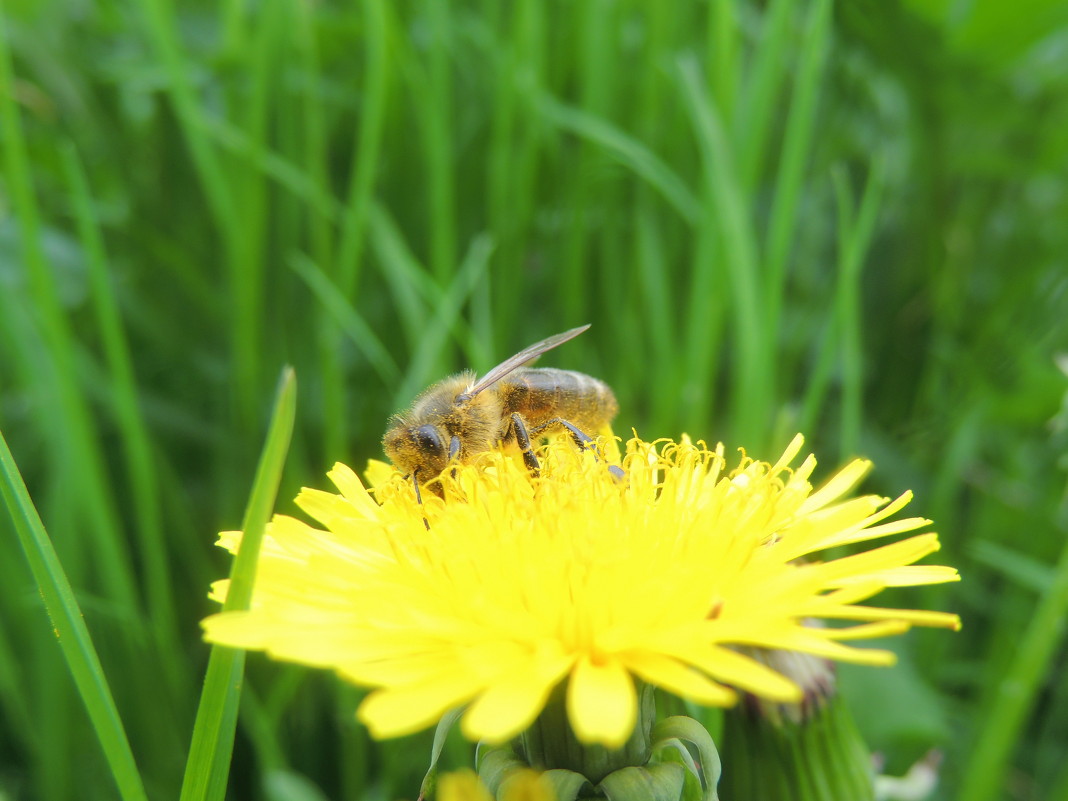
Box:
[461,650,573,744]
[769,434,805,473]
[567,655,636,748]
[821,621,910,640]
[622,652,736,706]
[357,672,485,739]
[500,770,557,801]
[215,530,243,554]
[665,643,801,702]
[364,458,398,490]
[798,458,872,514]
[821,604,962,630]
[438,770,493,801]
[208,579,230,604]
[327,462,382,521]
[756,627,899,666]
[201,611,268,649]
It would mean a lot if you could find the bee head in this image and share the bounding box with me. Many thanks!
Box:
[383,421,450,487]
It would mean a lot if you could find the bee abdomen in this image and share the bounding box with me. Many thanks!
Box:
[501,368,618,431]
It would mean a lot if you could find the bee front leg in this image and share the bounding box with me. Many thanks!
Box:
[448,435,461,481]
[509,413,542,475]
[411,470,431,530]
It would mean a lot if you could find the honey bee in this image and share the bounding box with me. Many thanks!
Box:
[383,324,618,497]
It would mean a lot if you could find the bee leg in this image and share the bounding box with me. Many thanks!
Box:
[448,435,461,480]
[411,471,431,530]
[528,419,625,481]
[528,418,594,449]
[509,413,542,474]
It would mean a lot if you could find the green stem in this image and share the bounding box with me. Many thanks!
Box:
[721,693,874,801]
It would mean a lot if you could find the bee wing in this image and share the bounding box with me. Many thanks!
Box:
[460,324,591,399]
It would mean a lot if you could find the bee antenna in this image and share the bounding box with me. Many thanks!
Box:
[412,470,430,531]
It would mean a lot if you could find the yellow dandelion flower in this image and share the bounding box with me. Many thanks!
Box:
[202,434,959,749]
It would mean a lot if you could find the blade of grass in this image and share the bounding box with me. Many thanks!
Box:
[228,0,293,423]
[193,106,476,379]
[481,1,516,346]
[797,162,856,439]
[1049,760,1068,801]
[400,233,495,408]
[220,0,247,54]
[191,112,450,369]
[483,0,546,336]
[336,682,373,801]
[735,0,794,191]
[798,159,884,449]
[132,0,268,428]
[200,113,341,221]
[194,117,478,403]
[708,0,739,122]
[366,202,435,351]
[797,311,838,439]
[763,0,832,349]
[538,95,701,226]
[0,429,149,801]
[289,252,400,385]
[131,0,234,236]
[237,687,287,776]
[33,622,77,800]
[0,597,37,754]
[958,525,1068,801]
[179,367,297,801]
[0,9,141,614]
[834,156,885,457]
[632,1,674,145]
[559,0,615,326]
[677,54,766,447]
[293,0,332,269]
[635,210,679,429]
[680,221,727,439]
[61,144,184,693]
[289,0,342,460]
[337,0,389,296]
[969,540,1054,595]
[420,0,457,283]
[365,201,481,372]
[320,0,389,459]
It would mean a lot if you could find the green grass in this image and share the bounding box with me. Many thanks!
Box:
[1,0,1066,799]
[180,368,294,801]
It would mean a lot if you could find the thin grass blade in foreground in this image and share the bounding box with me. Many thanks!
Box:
[180,368,297,801]
[0,431,149,801]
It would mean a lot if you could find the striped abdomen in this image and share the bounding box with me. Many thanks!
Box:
[496,367,618,434]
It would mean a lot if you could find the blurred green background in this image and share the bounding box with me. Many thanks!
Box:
[1,0,1066,799]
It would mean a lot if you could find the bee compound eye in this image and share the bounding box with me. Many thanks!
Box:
[414,424,446,455]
